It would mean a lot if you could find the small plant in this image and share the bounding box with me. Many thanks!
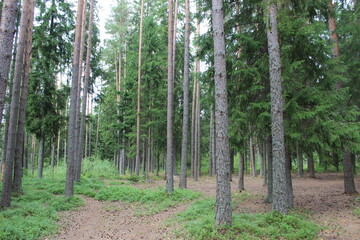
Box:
[173,198,320,240]
[95,186,200,215]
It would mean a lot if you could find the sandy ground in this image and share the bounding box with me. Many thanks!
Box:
[49,173,360,240]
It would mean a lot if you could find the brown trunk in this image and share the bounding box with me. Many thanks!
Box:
[296,143,303,177]
[343,150,357,194]
[179,0,190,189]
[267,3,293,214]
[307,152,316,178]
[212,0,232,225]
[13,0,35,193]
[0,0,19,126]
[135,0,144,176]
[66,0,85,198]
[238,153,245,191]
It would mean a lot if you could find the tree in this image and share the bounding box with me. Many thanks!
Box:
[1,0,32,208]
[65,0,85,198]
[266,1,293,214]
[0,0,19,126]
[77,0,95,182]
[179,0,190,189]
[212,0,232,225]
[135,0,144,176]
[166,0,174,193]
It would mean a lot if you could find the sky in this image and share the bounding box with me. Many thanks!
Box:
[96,0,117,43]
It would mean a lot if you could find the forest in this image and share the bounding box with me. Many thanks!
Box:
[0,0,359,239]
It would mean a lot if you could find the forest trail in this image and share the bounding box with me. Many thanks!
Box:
[49,174,360,240]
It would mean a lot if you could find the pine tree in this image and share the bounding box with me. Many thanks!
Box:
[212,0,232,226]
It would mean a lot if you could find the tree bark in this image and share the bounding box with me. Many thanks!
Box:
[135,0,144,176]
[76,0,95,182]
[212,0,232,225]
[307,152,315,178]
[165,0,175,193]
[179,0,190,188]
[0,0,19,126]
[13,0,35,193]
[296,143,303,177]
[1,0,31,208]
[37,132,45,179]
[265,135,273,204]
[343,150,357,194]
[266,2,293,214]
[238,153,245,191]
[65,0,85,198]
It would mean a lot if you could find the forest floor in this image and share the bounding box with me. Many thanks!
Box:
[49,173,360,240]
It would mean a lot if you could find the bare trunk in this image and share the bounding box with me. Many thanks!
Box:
[212,0,232,225]
[343,149,357,194]
[0,0,19,126]
[249,135,256,176]
[296,143,303,177]
[166,0,174,193]
[37,132,45,179]
[13,0,35,193]
[307,152,315,178]
[56,129,61,166]
[135,0,144,176]
[238,153,245,191]
[76,0,95,182]
[1,0,31,208]
[265,135,273,204]
[267,3,292,214]
[65,0,85,198]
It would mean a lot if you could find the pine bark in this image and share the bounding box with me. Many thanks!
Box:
[135,0,144,176]
[212,0,232,225]
[65,0,85,198]
[13,0,35,193]
[266,2,293,214]
[77,0,95,182]
[265,135,273,203]
[0,0,19,126]
[238,153,245,191]
[179,0,190,189]
[37,133,45,179]
[166,0,174,193]
[296,143,303,177]
[1,0,31,208]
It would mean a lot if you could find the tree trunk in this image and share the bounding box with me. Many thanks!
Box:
[76,0,95,182]
[265,135,273,204]
[37,132,45,179]
[13,0,34,193]
[190,79,196,178]
[179,0,190,189]
[0,0,19,126]
[296,143,303,177]
[179,0,189,186]
[343,149,357,194]
[212,0,232,225]
[166,0,175,193]
[266,2,292,214]
[249,136,256,176]
[65,0,85,198]
[56,129,61,166]
[1,0,31,208]
[238,153,245,191]
[307,152,315,178]
[135,0,144,176]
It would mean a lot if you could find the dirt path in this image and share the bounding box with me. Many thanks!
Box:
[50,173,359,240]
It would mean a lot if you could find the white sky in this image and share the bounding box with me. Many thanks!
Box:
[97,0,117,44]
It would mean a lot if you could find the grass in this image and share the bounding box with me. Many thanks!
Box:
[173,198,320,240]
[95,186,201,215]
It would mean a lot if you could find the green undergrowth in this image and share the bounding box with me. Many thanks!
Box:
[173,198,320,240]
[95,186,201,215]
[0,178,92,240]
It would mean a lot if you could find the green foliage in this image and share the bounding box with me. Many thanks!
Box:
[95,186,200,215]
[81,158,120,179]
[173,198,319,240]
[0,177,85,240]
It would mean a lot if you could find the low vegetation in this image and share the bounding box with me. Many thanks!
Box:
[173,197,320,240]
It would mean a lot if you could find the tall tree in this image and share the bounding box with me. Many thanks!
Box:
[212,0,232,225]
[1,0,31,208]
[266,1,293,214]
[135,0,144,176]
[166,0,174,193]
[179,0,190,189]
[65,0,85,198]
[77,0,95,182]
[0,0,19,126]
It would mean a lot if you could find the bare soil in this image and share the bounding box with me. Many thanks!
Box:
[49,173,360,240]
